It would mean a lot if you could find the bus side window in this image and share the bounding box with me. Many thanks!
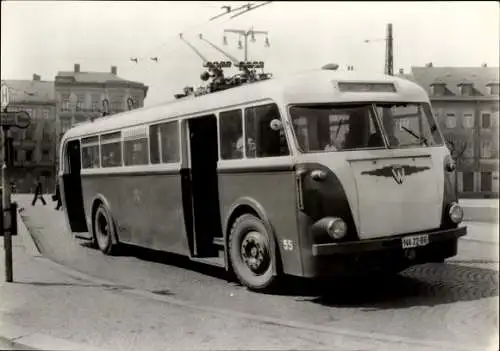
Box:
[81,136,100,168]
[245,104,289,158]
[219,109,243,160]
[123,127,149,166]
[149,125,161,164]
[159,122,180,163]
[101,132,122,167]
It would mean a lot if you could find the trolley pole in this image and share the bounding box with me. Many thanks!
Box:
[2,124,12,282]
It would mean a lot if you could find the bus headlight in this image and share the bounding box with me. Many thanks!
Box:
[326,218,347,239]
[448,202,463,224]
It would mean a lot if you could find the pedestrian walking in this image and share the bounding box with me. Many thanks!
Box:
[31,179,46,206]
[52,183,62,210]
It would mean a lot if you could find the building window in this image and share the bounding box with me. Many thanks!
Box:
[481,172,492,192]
[460,84,473,96]
[42,149,50,161]
[481,113,491,129]
[61,100,70,112]
[245,104,289,158]
[61,119,72,134]
[101,132,122,167]
[76,100,84,111]
[462,172,474,192]
[26,150,33,162]
[445,112,456,129]
[431,84,445,96]
[111,98,123,112]
[488,84,499,96]
[481,140,493,158]
[462,112,474,129]
[42,109,49,119]
[219,110,243,160]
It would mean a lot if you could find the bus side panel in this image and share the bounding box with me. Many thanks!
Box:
[218,168,303,277]
[81,173,190,256]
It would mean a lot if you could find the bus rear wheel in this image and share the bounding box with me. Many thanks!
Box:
[229,214,278,292]
[93,204,118,255]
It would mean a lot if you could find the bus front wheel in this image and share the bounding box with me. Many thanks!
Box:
[229,214,278,292]
[93,204,118,255]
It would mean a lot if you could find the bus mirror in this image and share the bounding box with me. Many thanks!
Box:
[270,119,282,131]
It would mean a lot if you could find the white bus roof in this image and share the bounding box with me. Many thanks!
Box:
[61,69,429,141]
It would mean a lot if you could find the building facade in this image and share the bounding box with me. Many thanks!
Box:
[1,65,148,193]
[404,64,499,198]
[54,64,149,172]
[2,75,57,193]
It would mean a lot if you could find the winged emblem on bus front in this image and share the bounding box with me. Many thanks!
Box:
[361,165,430,185]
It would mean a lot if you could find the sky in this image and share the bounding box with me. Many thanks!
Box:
[1,1,499,107]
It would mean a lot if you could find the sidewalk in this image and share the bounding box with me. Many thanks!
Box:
[459,198,499,223]
[3,215,480,351]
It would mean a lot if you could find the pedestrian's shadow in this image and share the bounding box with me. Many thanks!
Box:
[301,263,499,309]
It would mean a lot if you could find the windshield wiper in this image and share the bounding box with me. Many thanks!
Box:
[401,126,428,146]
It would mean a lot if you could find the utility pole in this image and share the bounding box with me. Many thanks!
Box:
[385,23,394,76]
[223,27,269,61]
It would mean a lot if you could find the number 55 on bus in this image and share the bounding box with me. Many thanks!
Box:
[58,68,466,291]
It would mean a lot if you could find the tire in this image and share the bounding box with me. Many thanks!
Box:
[93,204,118,255]
[229,214,278,291]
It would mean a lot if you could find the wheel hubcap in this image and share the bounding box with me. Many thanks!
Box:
[96,211,110,248]
[241,231,270,275]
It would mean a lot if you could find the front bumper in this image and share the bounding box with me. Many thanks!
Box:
[312,226,467,256]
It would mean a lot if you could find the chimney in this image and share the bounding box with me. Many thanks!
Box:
[74,64,80,73]
[399,68,404,75]
[482,63,488,68]
[111,66,117,75]
[33,74,41,81]
[425,62,433,68]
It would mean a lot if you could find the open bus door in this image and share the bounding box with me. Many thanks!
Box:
[183,115,223,258]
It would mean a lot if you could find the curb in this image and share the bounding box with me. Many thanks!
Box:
[11,214,493,351]
[17,208,42,257]
[0,326,105,351]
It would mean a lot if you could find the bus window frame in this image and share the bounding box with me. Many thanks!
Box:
[100,131,123,168]
[286,102,389,154]
[372,101,445,149]
[243,102,292,159]
[218,108,244,161]
[80,135,101,169]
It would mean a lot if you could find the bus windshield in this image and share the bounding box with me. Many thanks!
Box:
[290,103,442,153]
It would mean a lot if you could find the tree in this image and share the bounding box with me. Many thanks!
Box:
[445,134,468,163]
[445,134,469,196]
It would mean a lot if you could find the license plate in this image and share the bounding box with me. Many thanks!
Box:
[401,234,429,249]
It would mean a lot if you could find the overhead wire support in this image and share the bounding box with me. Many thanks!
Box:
[230,1,272,19]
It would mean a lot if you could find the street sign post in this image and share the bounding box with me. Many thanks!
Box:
[0,83,31,282]
[1,111,31,129]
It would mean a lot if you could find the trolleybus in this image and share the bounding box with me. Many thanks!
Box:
[59,68,466,291]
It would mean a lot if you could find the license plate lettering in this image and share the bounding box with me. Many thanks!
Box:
[401,234,429,249]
